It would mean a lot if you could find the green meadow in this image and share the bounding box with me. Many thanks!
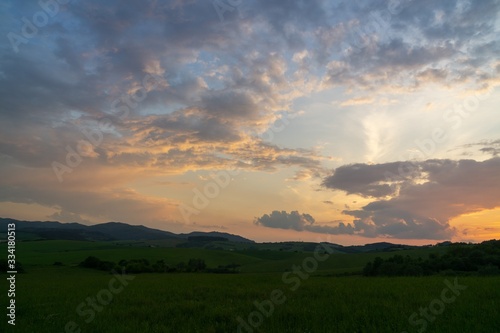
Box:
[1,240,499,332]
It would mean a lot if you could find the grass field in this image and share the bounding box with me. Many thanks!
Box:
[1,240,499,332]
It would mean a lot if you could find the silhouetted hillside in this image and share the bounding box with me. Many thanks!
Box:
[181,231,254,243]
[0,218,254,243]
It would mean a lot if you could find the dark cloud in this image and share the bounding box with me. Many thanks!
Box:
[481,147,500,156]
[322,161,418,198]
[257,158,500,240]
[145,109,242,143]
[324,157,500,239]
[255,210,363,236]
[254,210,315,231]
[457,139,500,157]
[201,90,260,121]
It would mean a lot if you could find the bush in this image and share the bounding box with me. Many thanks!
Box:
[79,256,116,272]
[0,259,25,273]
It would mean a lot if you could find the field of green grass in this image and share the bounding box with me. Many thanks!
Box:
[1,240,499,332]
[3,239,448,274]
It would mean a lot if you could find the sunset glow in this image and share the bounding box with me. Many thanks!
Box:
[1,0,499,244]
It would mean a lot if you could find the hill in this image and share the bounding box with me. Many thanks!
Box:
[0,217,450,253]
[180,231,254,243]
[0,218,253,243]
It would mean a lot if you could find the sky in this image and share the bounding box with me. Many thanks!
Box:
[0,0,499,245]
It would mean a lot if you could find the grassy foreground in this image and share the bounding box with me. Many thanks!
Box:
[1,241,499,332]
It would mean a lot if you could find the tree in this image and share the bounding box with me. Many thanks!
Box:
[187,258,206,272]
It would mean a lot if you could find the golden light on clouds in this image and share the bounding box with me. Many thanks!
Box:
[1,0,499,243]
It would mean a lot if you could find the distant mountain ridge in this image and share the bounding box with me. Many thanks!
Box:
[0,218,254,243]
[1,217,447,252]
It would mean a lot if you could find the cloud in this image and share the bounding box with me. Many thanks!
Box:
[257,158,500,240]
[320,0,500,91]
[201,90,261,121]
[322,161,417,198]
[254,211,315,231]
[48,210,91,225]
[457,139,500,157]
[322,157,500,239]
[255,210,365,236]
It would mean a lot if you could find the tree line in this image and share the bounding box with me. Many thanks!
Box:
[79,256,240,274]
[363,240,500,276]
